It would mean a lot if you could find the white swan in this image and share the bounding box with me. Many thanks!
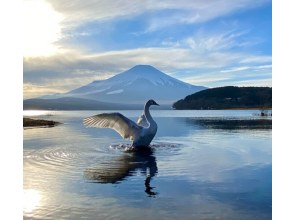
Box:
[83,99,159,148]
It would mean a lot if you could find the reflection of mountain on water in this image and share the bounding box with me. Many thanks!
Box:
[84,149,158,197]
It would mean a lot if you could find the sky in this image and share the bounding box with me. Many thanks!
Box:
[23,0,272,99]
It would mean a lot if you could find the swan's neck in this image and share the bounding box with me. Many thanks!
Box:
[144,103,156,125]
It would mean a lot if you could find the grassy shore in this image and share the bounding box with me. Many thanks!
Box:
[23,117,61,128]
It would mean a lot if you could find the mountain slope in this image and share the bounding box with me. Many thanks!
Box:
[172,86,272,110]
[25,65,206,109]
[61,65,206,104]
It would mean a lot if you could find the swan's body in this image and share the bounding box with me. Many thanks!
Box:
[83,99,159,148]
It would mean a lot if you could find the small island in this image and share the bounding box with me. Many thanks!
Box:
[23,117,61,128]
[172,86,272,110]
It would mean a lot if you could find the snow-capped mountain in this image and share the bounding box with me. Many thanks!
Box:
[24,65,207,110]
[46,65,206,105]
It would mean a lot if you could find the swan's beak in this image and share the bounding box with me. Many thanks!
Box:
[154,102,160,106]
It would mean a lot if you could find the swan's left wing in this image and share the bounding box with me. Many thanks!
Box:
[83,113,141,141]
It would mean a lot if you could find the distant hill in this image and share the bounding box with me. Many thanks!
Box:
[24,65,206,110]
[172,86,272,110]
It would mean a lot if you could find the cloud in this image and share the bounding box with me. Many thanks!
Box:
[240,56,272,64]
[162,29,253,53]
[23,0,64,57]
[23,83,65,98]
[220,64,272,73]
[184,74,272,88]
[220,66,251,73]
[24,47,270,82]
[232,78,272,87]
[24,45,272,98]
[183,64,271,87]
[23,0,271,58]
[46,0,271,34]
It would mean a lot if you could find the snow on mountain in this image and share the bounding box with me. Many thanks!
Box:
[42,65,206,105]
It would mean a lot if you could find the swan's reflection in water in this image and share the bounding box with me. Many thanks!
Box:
[84,147,158,197]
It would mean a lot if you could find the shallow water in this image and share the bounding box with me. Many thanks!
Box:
[23,110,272,220]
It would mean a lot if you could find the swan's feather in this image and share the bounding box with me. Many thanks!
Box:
[136,114,149,127]
[83,113,141,140]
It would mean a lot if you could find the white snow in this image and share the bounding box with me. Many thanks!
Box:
[59,65,205,103]
[106,89,124,95]
[81,88,109,95]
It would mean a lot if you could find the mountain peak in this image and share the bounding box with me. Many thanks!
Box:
[42,64,207,105]
[130,64,158,70]
[124,64,163,76]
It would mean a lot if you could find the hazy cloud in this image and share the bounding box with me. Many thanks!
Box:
[48,0,270,29]
[24,45,272,98]
[183,64,271,87]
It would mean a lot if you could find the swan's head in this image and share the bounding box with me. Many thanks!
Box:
[147,99,160,106]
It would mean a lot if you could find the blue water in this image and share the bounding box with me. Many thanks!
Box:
[23,110,272,219]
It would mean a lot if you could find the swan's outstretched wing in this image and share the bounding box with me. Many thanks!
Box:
[137,114,149,127]
[83,113,141,140]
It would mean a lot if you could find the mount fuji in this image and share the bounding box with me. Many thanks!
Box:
[24,65,206,110]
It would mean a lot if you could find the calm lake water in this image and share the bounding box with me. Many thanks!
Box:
[23,110,272,220]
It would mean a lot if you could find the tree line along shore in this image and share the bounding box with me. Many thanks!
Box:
[23,118,61,128]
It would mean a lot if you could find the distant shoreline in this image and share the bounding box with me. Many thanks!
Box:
[173,108,272,110]
[23,117,61,128]
[172,86,272,110]
[23,108,272,111]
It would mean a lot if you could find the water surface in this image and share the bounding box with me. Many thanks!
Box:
[23,110,272,219]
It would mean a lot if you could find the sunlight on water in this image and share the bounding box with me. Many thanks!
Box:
[23,189,42,214]
[23,110,53,117]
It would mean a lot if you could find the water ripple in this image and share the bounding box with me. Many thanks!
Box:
[24,147,81,173]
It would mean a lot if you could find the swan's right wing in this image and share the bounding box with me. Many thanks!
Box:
[83,113,141,141]
[136,113,149,127]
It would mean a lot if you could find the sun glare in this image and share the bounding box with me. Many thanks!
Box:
[23,189,42,213]
[23,0,64,57]
[23,110,52,117]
